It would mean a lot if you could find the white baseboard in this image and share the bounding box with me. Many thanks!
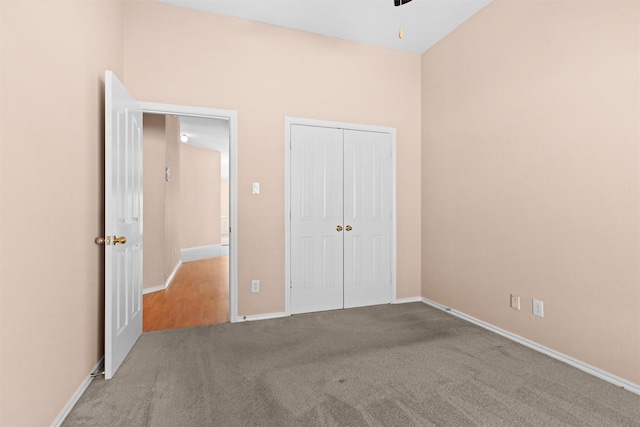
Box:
[143,261,181,295]
[181,244,229,262]
[51,357,104,427]
[235,311,288,323]
[421,297,640,396]
[393,296,422,304]
[143,283,167,295]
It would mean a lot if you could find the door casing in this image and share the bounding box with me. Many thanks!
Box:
[140,102,239,323]
[284,117,397,316]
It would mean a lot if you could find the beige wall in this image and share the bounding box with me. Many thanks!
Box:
[164,116,181,279]
[0,1,124,425]
[123,0,423,316]
[221,179,230,241]
[179,143,221,249]
[143,114,167,289]
[421,0,640,385]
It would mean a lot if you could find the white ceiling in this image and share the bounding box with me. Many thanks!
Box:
[157,0,492,54]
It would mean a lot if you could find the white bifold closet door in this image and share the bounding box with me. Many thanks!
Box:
[290,124,392,314]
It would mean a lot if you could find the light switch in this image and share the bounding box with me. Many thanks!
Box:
[252,182,260,194]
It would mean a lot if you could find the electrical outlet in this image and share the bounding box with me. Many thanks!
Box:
[510,294,521,310]
[533,299,544,317]
[251,280,260,293]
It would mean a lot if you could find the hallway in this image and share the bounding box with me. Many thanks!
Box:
[143,256,229,331]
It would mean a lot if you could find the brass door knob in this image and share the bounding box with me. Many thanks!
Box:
[346,225,352,231]
[336,225,343,232]
[113,236,127,245]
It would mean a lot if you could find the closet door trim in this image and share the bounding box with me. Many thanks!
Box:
[284,117,397,316]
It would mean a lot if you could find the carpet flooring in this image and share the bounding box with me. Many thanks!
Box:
[63,303,639,426]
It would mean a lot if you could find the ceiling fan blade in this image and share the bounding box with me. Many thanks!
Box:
[394,0,413,6]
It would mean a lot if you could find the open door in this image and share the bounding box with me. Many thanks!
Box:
[104,70,143,379]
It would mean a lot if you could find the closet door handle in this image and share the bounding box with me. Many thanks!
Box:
[346,225,352,231]
[336,225,343,232]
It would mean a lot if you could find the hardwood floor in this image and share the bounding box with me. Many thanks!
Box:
[143,256,229,332]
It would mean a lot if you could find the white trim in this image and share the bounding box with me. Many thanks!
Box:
[285,117,397,134]
[51,357,105,427]
[165,260,181,290]
[238,311,289,322]
[284,117,397,315]
[181,244,229,262]
[393,296,422,304]
[421,298,640,396]
[142,283,167,295]
[139,102,239,323]
[390,134,397,305]
[284,120,291,316]
[143,261,181,295]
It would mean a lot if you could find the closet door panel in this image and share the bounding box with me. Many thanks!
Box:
[343,130,392,308]
[290,125,344,314]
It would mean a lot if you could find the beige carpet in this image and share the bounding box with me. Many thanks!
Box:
[63,303,639,426]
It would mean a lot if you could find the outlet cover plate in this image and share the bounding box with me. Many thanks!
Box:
[251,280,260,292]
[533,299,544,317]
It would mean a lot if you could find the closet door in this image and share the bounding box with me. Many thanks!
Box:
[290,125,344,314]
[343,130,392,308]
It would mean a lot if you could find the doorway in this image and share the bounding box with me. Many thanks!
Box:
[141,113,231,331]
[140,102,238,324]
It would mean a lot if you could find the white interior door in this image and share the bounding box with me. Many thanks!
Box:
[104,70,143,379]
[290,125,344,314]
[343,130,392,308]
[290,125,392,314]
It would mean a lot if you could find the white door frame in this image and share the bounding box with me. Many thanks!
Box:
[140,102,239,323]
[284,117,397,316]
